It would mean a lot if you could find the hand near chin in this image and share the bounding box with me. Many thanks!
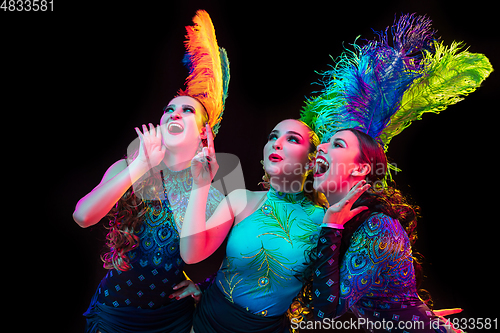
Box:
[323,180,371,226]
[191,124,218,187]
[135,123,167,169]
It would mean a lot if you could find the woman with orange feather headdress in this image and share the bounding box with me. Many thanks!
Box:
[74,10,230,332]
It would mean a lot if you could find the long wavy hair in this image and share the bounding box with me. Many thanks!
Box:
[101,101,209,271]
[259,119,328,208]
[100,155,165,271]
[335,129,422,291]
[288,128,428,324]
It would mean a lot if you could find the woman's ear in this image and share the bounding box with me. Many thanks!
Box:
[351,163,371,177]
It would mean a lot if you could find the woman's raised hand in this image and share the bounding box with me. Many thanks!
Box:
[191,124,218,187]
[323,180,371,227]
[135,123,167,169]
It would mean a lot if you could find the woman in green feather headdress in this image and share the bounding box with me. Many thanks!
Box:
[300,13,492,333]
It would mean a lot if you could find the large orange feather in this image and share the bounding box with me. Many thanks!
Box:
[178,10,229,136]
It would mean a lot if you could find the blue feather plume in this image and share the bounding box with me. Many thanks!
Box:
[302,14,436,143]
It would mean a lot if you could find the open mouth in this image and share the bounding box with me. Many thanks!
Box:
[314,156,330,176]
[168,122,184,134]
[268,153,283,162]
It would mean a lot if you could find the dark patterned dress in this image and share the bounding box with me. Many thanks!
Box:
[83,167,224,333]
[336,213,454,332]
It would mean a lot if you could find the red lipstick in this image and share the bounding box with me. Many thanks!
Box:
[268,153,283,162]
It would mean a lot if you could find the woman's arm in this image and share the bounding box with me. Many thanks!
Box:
[72,158,150,228]
[73,124,165,228]
[180,186,246,264]
[313,227,343,320]
[313,180,369,319]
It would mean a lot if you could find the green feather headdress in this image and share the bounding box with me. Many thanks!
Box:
[300,14,493,151]
[379,41,493,148]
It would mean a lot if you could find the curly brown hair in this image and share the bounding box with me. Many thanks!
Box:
[336,129,421,276]
[100,158,165,271]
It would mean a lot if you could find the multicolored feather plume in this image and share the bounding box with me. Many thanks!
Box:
[178,10,230,136]
[301,14,435,143]
[379,41,493,148]
[300,13,493,151]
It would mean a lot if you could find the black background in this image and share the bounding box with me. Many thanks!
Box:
[3,0,498,331]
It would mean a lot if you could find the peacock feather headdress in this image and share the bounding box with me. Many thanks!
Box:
[300,13,493,151]
[379,40,493,147]
[177,10,230,136]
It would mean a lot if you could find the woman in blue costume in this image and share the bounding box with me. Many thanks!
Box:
[300,13,492,333]
[313,128,454,333]
[73,10,230,332]
[179,117,368,332]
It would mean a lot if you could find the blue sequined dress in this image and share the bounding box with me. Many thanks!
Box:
[193,187,329,333]
[83,167,224,333]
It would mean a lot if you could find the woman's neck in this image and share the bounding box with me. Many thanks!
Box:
[325,191,347,206]
[162,147,198,171]
[324,178,361,206]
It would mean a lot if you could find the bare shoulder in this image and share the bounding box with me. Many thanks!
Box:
[226,189,266,204]
[225,189,250,211]
[230,189,268,225]
[247,190,267,202]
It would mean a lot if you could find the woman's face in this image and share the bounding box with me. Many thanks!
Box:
[160,96,207,150]
[313,130,362,194]
[263,119,312,180]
